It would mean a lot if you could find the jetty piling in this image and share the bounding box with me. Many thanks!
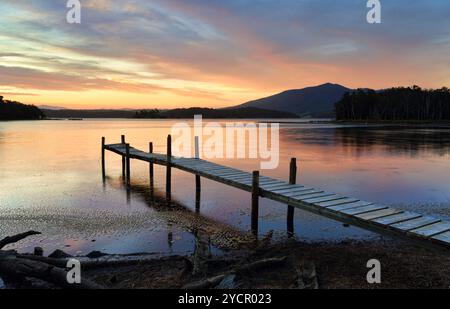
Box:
[166,135,172,204]
[125,143,131,186]
[195,175,201,213]
[101,137,106,179]
[121,135,126,179]
[195,136,201,212]
[287,158,297,236]
[149,142,154,199]
[251,171,260,236]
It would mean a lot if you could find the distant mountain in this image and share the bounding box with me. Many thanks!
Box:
[39,105,67,110]
[233,83,352,118]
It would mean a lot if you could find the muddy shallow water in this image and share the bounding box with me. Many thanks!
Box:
[1,119,450,255]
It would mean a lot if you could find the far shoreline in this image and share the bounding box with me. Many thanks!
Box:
[5,118,450,128]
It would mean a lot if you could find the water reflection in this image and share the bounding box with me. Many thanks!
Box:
[106,177,255,252]
[113,176,218,265]
[284,125,450,157]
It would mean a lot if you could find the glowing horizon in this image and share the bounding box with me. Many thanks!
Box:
[1,1,449,109]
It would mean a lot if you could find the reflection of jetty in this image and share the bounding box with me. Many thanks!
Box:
[102,135,450,253]
[105,178,256,250]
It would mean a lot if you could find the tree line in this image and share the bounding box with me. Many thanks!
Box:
[335,86,450,121]
[133,107,299,119]
[0,96,45,120]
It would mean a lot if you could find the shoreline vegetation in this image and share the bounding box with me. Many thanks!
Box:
[336,86,450,121]
[134,107,299,119]
[0,96,44,121]
[42,106,299,119]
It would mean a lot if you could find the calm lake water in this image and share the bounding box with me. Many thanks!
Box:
[1,119,450,255]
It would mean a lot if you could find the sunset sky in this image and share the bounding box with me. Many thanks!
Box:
[0,0,449,109]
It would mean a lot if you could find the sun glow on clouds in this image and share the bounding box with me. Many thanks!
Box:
[0,0,449,109]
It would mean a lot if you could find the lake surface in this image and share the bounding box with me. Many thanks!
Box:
[1,119,450,255]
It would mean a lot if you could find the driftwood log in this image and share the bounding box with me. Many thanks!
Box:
[14,253,190,270]
[0,255,103,289]
[0,231,104,289]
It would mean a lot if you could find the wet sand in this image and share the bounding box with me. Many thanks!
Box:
[86,239,450,289]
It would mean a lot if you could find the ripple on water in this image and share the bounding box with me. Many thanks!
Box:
[0,206,167,253]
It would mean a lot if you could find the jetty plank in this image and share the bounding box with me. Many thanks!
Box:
[355,208,403,221]
[410,222,450,237]
[342,204,389,216]
[328,201,373,212]
[391,217,441,231]
[372,212,422,225]
[318,198,360,207]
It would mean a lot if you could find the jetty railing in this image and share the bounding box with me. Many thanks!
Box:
[102,135,450,253]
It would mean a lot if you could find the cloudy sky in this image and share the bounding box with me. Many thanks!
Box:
[0,0,449,109]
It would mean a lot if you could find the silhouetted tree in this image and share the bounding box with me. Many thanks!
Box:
[132,107,299,119]
[133,109,162,119]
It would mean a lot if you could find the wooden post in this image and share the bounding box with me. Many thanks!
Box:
[194,136,200,159]
[149,142,154,199]
[121,135,126,179]
[194,135,201,210]
[125,143,131,186]
[166,135,172,204]
[101,137,106,179]
[287,158,297,236]
[251,171,260,236]
[126,186,131,204]
[195,174,201,213]
[167,223,173,252]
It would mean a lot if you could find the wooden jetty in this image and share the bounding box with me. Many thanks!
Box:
[102,135,450,253]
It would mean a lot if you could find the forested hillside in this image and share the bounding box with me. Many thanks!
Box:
[0,96,44,120]
[335,86,450,121]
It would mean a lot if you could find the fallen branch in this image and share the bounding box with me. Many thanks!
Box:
[0,231,41,250]
[182,256,287,289]
[235,256,287,274]
[16,254,189,270]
